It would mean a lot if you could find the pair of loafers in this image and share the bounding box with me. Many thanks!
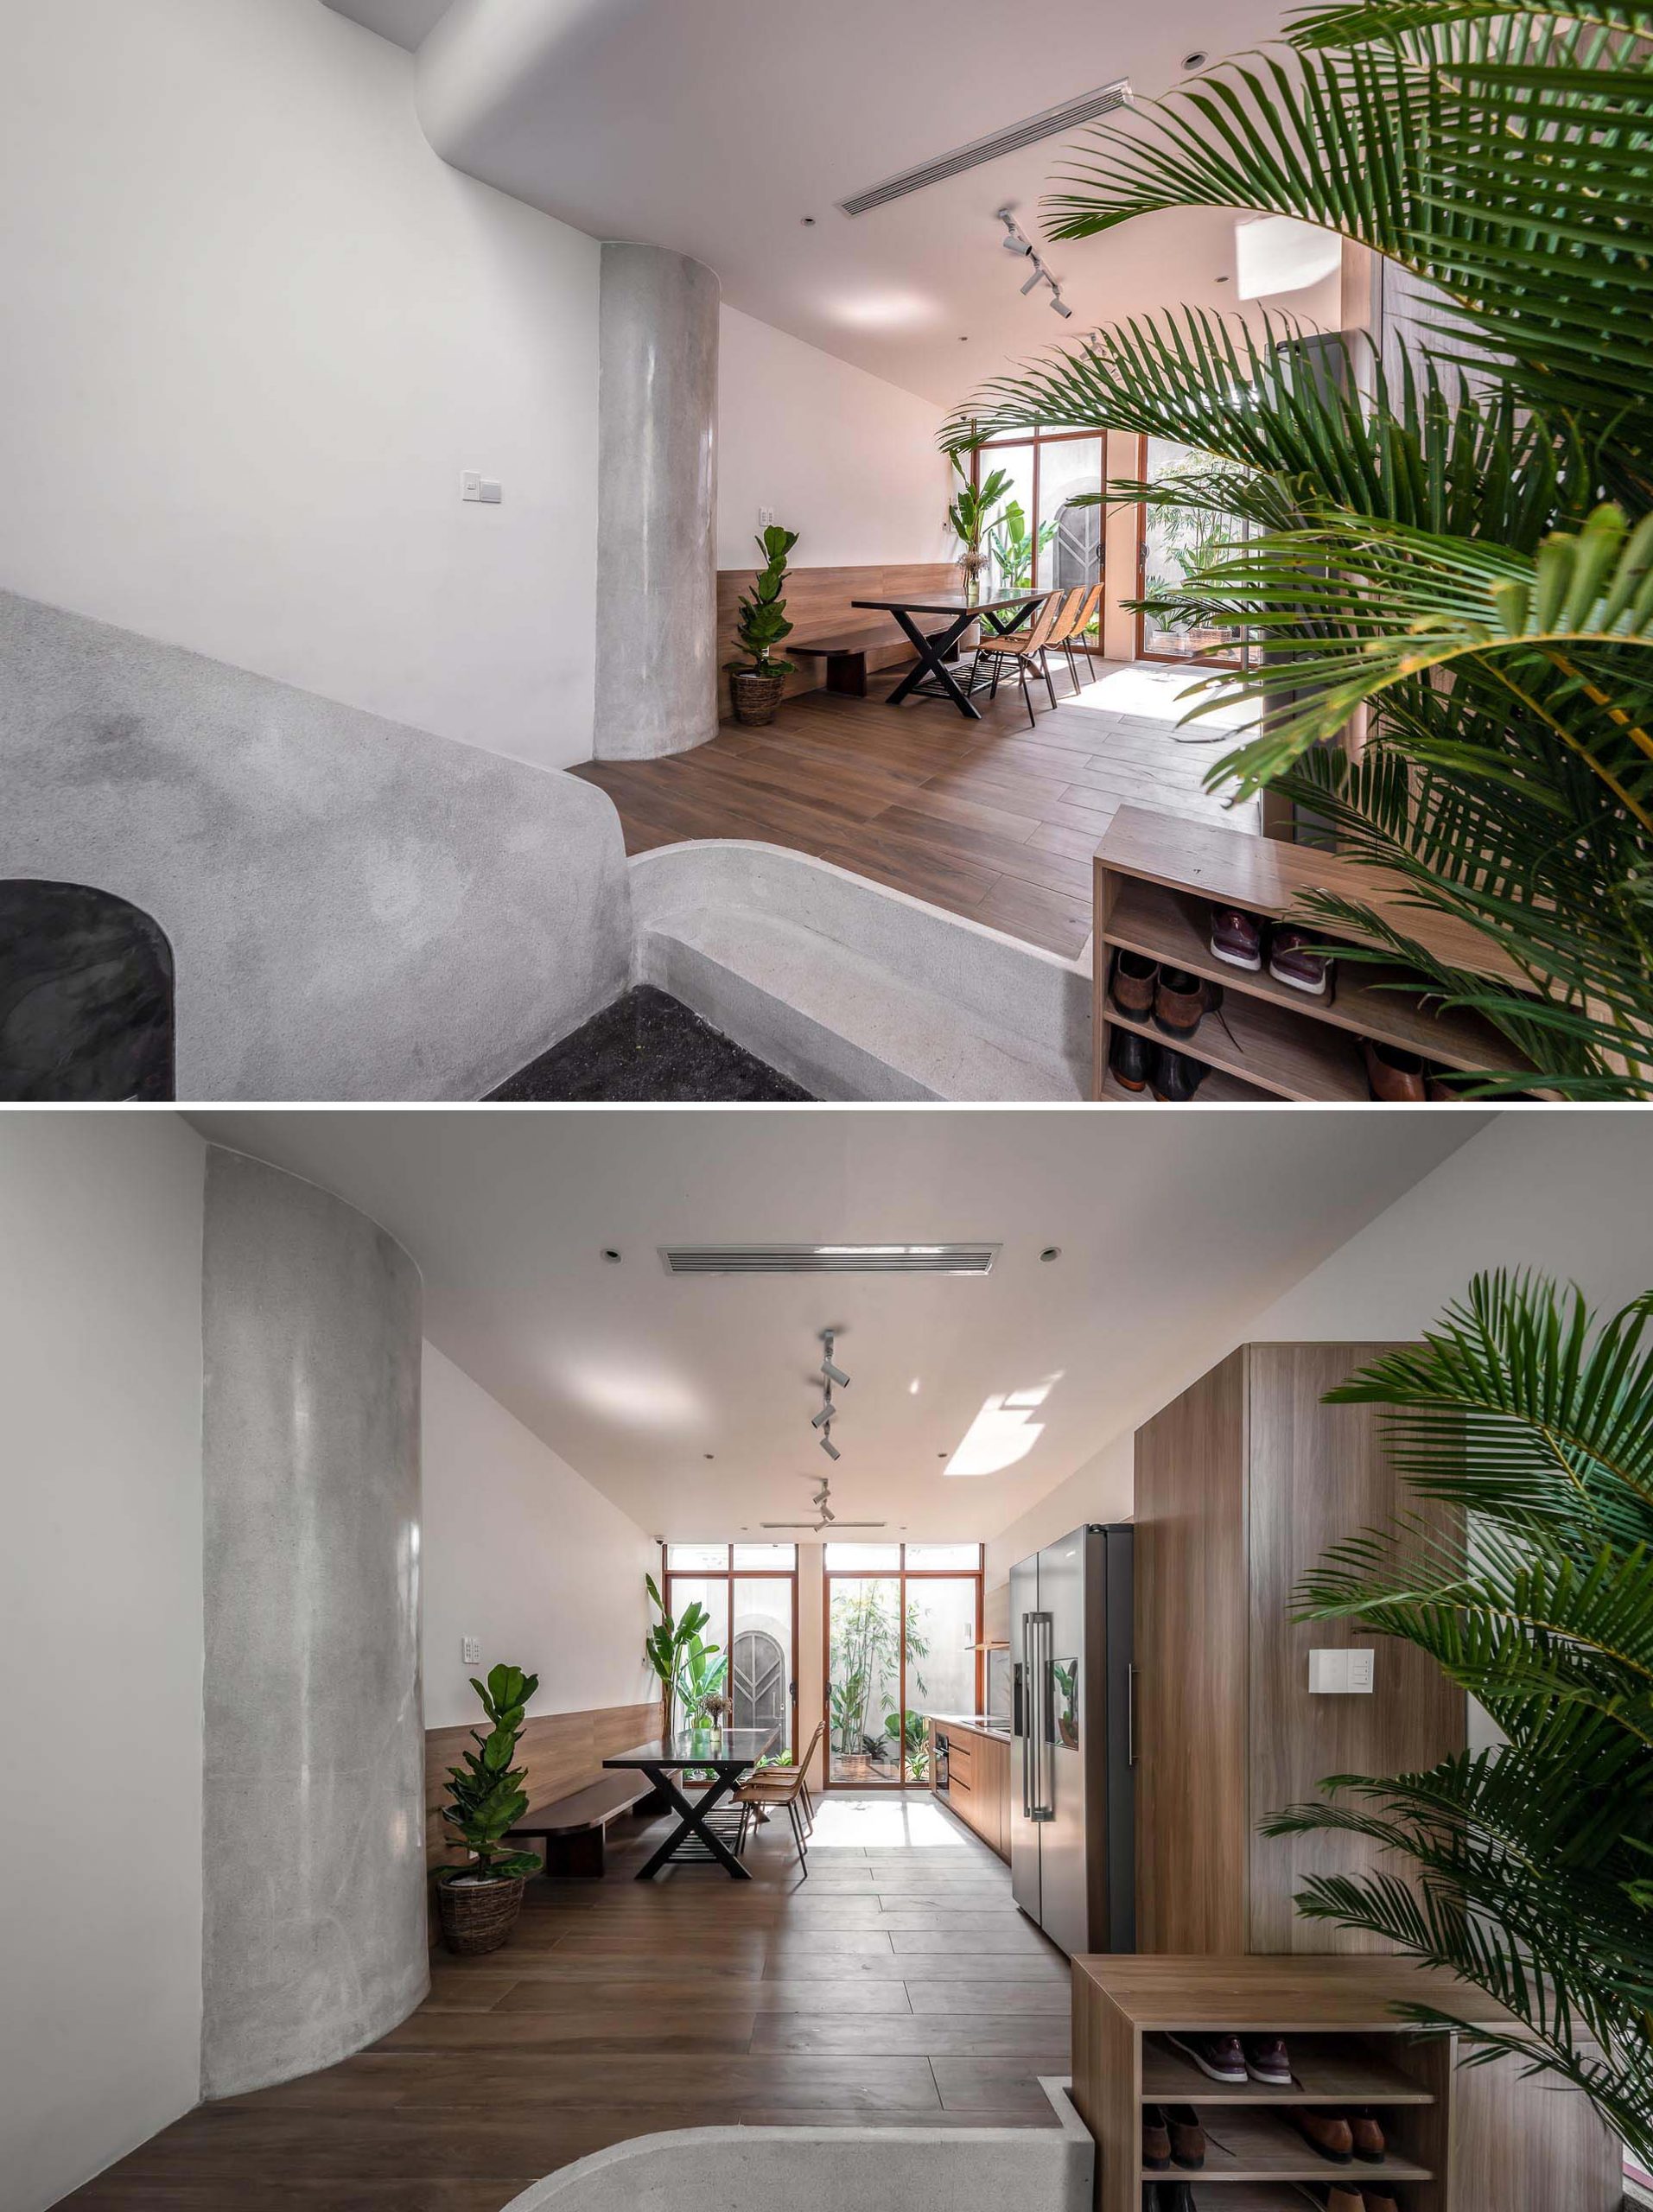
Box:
[1110,951,1222,1042]
[1109,1029,1207,1102]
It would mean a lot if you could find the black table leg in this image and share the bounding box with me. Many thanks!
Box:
[634,1764,752,1879]
[883,609,982,717]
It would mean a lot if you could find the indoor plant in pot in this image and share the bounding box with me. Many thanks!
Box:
[946,445,1012,603]
[644,1571,715,1739]
[435,1662,543,1955]
[725,523,798,726]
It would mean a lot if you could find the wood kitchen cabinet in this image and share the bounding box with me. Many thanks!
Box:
[926,1717,1010,1861]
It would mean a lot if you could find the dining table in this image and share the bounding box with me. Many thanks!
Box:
[849,588,1044,719]
[602,1726,779,1879]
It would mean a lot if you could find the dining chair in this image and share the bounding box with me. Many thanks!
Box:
[1044,587,1097,695]
[1071,582,1105,681]
[733,1719,823,1875]
[969,591,1066,727]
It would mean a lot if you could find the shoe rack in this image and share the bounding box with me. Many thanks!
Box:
[1072,1954,1516,2212]
[1090,806,1545,1103]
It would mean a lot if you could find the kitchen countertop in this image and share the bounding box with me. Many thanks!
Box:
[924,1711,1012,1743]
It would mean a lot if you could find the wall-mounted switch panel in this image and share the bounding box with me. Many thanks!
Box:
[461,474,504,505]
[1309,1647,1375,1694]
[759,505,775,527]
[461,1636,482,1666]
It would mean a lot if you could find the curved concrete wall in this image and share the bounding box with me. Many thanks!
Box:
[594,245,720,759]
[200,1147,426,2098]
[0,588,632,1098]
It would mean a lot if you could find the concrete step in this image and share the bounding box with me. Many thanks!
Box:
[640,903,1082,1102]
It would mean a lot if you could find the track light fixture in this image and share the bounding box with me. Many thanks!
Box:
[996,208,1072,321]
[812,1330,850,1462]
[819,1433,841,1462]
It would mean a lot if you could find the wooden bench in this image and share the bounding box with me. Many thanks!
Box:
[505,1771,655,1878]
[791,620,961,698]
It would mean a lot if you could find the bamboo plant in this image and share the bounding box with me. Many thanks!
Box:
[949,1,1653,1096]
[1264,1273,1653,2162]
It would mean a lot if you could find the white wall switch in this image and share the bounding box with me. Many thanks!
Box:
[462,1636,482,1666]
[759,505,775,528]
[1309,1648,1376,1694]
[478,479,503,505]
[461,472,482,503]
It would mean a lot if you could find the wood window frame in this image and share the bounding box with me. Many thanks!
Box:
[821,1544,984,1793]
[661,1542,800,1762]
[967,423,1108,598]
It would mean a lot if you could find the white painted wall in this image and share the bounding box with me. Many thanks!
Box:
[989,1112,1653,1581]
[0,0,600,773]
[717,305,952,570]
[421,1344,655,1728]
[0,1116,207,2212]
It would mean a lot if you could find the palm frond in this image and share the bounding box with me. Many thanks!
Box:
[1290,0,1653,41]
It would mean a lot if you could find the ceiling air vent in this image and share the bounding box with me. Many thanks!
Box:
[661,1244,999,1276]
[837,80,1133,216]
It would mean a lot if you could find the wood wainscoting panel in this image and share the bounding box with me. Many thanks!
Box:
[1245,1343,1465,1953]
[424,1700,658,1872]
[715,563,964,704]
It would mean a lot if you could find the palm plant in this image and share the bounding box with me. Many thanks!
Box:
[950,2,1653,1096]
[1262,1272,1653,2162]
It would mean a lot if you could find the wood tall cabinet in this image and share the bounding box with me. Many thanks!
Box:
[1133,1343,1466,1955]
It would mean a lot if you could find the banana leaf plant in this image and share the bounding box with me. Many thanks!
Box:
[645,1572,717,1738]
[949,1,1653,1096]
[986,500,1057,594]
[676,1631,730,1727]
[1264,1272,1653,2163]
[437,1662,544,1885]
[725,524,799,678]
[885,1707,931,1781]
[947,446,1014,584]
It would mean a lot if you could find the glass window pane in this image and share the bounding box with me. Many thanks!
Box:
[1039,435,1103,592]
[904,1541,981,1571]
[1142,435,1246,660]
[732,1576,793,1755]
[904,1580,980,1777]
[824,1541,900,1572]
[662,1576,729,1728]
[666,1541,728,1571]
[827,1576,901,1784]
[733,1541,795,1571]
[982,443,1039,597]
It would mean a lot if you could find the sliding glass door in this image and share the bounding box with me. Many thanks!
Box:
[969,428,1104,601]
[1135,434,1248,665]
[823,1542,982,1789]
[663,1543,798,1758]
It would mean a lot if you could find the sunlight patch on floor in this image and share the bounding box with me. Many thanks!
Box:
[1073,662,1259,733]
[809,1792,971,1849]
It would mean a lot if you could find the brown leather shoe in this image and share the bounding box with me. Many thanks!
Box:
[1142,2104,1172,2170]
[1350,2110,1386,2163]
[1289,2109,1355,2163]
[1362,1037,1427,1102]
[1361,2191,1400,2212]
[1166,2106,1205,2170]
[1154,967,1214,1040]
[1109,949,1159,1019]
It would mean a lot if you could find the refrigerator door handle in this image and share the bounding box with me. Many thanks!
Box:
[1128,1663,1139,1768]
[1017,1627,1033,1816]
[1031,1611,1055,1820]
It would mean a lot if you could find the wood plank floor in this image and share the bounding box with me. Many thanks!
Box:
[573,659,1260,961]
[64,1793,1068,2212]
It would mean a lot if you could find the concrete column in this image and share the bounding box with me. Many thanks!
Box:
[594,244,719,759]
[200,1147,425,2097]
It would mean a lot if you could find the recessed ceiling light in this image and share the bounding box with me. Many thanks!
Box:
[1040,1246,1061,1262]
[703,1452,715,1461]
[1215,275,1230,284]
[801,216,817,226]
[602,1247,621,1262]
[1183,49,1207,67]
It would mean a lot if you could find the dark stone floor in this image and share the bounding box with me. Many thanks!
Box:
[488,985,813,1103]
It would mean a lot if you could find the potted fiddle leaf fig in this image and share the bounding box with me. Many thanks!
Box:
[435,1662,543,1955]
[725,523,798,726]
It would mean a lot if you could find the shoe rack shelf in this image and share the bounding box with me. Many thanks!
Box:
[1071,1955,1526,2212]
[1090,807,1542,1103]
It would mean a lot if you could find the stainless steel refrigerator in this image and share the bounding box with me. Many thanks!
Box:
[1009,1522,1135,1956]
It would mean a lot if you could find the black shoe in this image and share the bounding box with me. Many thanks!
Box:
[1109,1027,1152,1093]
[1150,1046,1208,1102]
[1151,2185,1196,2212]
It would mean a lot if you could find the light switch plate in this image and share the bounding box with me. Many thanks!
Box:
[462,1636,481,1666]
[1309,1647,1375,1694]
[479,479,503,505]
[461,472,482,504]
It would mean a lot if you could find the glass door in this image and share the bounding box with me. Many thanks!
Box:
[1135,434,1247,665]
[823,1542,982,1789]
[663,1542,798,1758]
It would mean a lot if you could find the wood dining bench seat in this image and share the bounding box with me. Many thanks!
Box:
[505,1771,655,1878]
[790,620,958,698]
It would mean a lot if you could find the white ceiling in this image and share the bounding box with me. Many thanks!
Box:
[323,0,1338,407]
[188,1109,1483,1541]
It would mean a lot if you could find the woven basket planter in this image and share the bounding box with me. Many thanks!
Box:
[436,1873,527,1956]
[729,670,786,727]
